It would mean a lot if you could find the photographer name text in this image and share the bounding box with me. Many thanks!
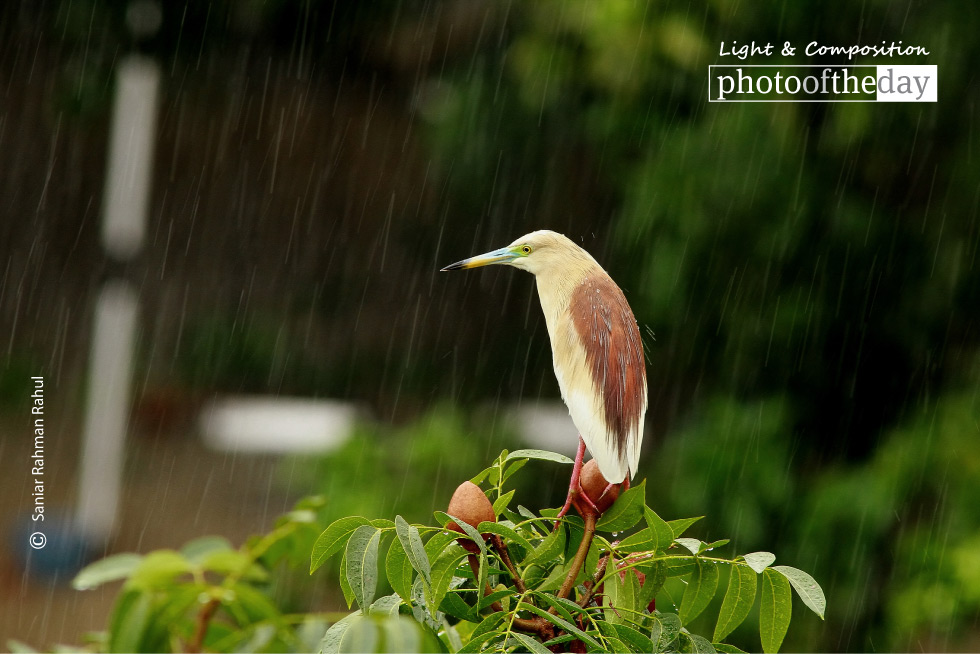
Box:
[31,377,45,523]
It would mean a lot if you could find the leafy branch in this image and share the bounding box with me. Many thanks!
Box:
[310,448,827,653]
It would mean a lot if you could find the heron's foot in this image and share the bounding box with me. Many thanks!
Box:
[554,435,605,528]
[554,481,601,528]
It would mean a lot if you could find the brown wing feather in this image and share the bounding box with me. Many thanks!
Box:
[569,274,646,465]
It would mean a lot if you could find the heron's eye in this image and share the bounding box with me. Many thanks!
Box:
[521,245,532,255]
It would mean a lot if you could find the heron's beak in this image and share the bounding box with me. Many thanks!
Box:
[440,247,516,271]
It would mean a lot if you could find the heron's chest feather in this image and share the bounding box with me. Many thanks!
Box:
[536,269,609,399]
[537,270,647,441]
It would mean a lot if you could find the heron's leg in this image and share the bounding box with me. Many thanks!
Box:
[600,476,630,498]
[555,437,599,524]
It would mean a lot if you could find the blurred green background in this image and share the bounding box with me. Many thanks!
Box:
[1,0,978,651]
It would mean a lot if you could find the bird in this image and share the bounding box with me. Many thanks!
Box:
[441,230,647,518]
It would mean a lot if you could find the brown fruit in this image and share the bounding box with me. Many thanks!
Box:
[447,481,495,552]
[580,459,620,513]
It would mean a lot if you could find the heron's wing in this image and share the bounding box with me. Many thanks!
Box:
[568,273,647,479]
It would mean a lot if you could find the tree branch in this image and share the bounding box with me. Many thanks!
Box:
[467,554,554,639]
[554,513,597,605]
[466,553,504,614]
[490,534,527,594]
[578,564,607,609]
[187,596,220,653]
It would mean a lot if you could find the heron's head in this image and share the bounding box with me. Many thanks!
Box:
[440,230,594,276]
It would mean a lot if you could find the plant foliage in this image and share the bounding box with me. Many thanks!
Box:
[310,450,825,653]
[63,498,330,653]
[57,450,824,653]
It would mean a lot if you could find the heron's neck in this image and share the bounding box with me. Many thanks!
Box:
[535,260,602,332]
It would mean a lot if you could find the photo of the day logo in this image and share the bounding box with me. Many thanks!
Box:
[709,65,937,102]
[708,40,936,103]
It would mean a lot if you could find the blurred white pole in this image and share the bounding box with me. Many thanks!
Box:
[101,56,160,258]
[75,282,140,543]
[76,49,160,546]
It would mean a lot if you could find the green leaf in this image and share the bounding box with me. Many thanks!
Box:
[603,555,623,624]
[534,561,571,592]
[476,588,513,613]
[180,536,235,565]
[604,558,641,626]
[598,636,630,653]
[663,557,697,577]
[203,549,256,577]
[469,611,507,641]
[427,546,467,617]
[230,583,281,621]
[319,613,361,654]
[458,612,507,652]
[339,555,355,609]
[511,632,552,654]
[517,602,602,650]
[369,593,403,617]
[107,589,152,653]
[469,467,493,485]
[346,525,382,612]
[311,516,372,573]
[563,515,586,563]
[651,612,681,651]
[424,530,460,569]
[440,586,474,620]
[772,566,826,619]
[760,568,792,653]
[680,560,719,624]
[644,508,676,552]
[712,643,749,653]
[487,464,501,487]
[239,623,277,652]
[339,615,380,653]
[478,521,533,552]
[491,489,516,515]
[617,527,654,553]
[380,614,435,653]
[742,552,776,574]
[127,550,191,590]
[505,449,574,464]
[476,548,489,607]
[458,632,504,654]
[713,564,758,641]
[440,512,487,554]
[667,516,703,539]
[675,538,702,555]
[638,560,666,611]
[526,522,566,565]
[532,591,586,623]
[517,505,538,522]
[600,622,655,653]
[700,539,730,553]
[621,566,641,621]
[72,553,144,590]
[385,538,414,603]
[395,516,431,585]
[684,633,717,653]
[597,480,646,532]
